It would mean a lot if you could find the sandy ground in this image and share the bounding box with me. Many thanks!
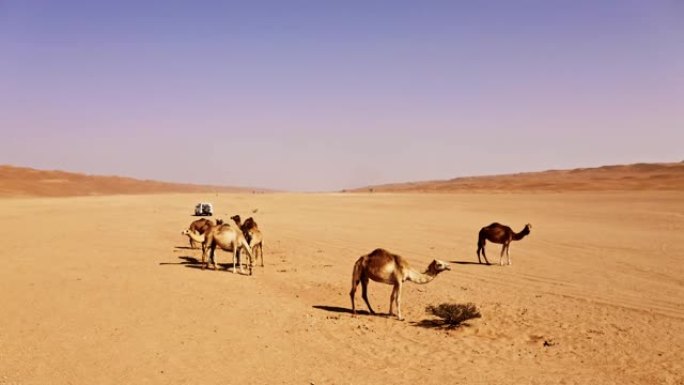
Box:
[1,192,682,384]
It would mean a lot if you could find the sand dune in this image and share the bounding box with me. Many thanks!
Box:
[0,165,265,197]
[4,162,683,198]
[350,162,684,192]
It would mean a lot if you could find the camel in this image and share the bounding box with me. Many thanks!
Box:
[184,218,224,248]
[230,215,242,226]
[231,215,264,267]
[185,218,213,249]
[242,217,258,230]
[350,248,450,320]
[182,222,254,275]
[476,222,531,266]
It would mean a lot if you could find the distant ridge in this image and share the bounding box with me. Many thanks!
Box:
[347,162,684,193]
[0,165,268,197]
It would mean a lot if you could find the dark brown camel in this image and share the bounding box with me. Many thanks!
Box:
[242,217,258,231]
[476,223,531,266]
[231,215,242,227]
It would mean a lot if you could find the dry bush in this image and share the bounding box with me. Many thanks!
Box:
[426,303,481,326]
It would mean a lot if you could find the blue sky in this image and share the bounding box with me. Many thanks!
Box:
[1,1,682,191]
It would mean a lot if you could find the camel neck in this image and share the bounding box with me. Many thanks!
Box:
[406,268,437,284]
[513,227,529,241]
[186,231,205,244]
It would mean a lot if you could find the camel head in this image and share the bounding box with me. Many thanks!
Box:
[231,215,241,225]
[216,218,224,225]
[181,228,198,236]
[428,259,451,275]
[182,228,205,242]
[243,217,257,229]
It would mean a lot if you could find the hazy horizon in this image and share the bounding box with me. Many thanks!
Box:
[1,1,682,191]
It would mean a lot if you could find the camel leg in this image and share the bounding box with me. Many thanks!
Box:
[259,244,264,267]
[478,244,490,265]
[201,244,207,270]
[499,244,506,266]
[350,279,359,315]
[389,284,398,316]
[232,247,238,274]
[210,245,218,270]
[245,246,253,276]
[361,275,375,315]
[507,245,512,266]
[239,246,247,274]
[396,281,404,321]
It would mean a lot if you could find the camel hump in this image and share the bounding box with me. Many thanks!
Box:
[368,248,390,257]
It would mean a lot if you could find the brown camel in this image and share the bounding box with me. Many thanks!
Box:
[184,218,224,248]
[231,215,264,267]
[476,222,531,266]
[183,222,254,275]
[350,248,450,320]
[185,218,213,249]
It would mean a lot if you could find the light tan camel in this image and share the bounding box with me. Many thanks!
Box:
[477,222,532,266]
[231,215,264,267]
[350,248,450,320]
[182,223,254,275]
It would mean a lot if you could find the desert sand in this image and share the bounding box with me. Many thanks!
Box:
[1,189,682,384]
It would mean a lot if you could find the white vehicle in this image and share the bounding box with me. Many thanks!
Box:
[194,202,213,216]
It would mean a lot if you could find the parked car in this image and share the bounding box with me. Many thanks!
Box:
[194,202,213,216]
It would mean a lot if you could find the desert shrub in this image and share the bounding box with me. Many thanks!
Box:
[426,303,481,326]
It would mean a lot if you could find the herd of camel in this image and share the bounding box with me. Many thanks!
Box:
[181,215,263,276]
[181,216,532,320]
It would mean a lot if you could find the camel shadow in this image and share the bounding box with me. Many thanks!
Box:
[159,256,202,266]
[312,305,371,316]
[450,260,491,266]
[184,262,244,272]
[160,256,247,274]
[174,246,197,250]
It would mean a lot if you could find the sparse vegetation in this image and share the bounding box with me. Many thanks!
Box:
[426,303,481,326]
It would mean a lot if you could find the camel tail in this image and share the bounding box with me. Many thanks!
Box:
[350,257,363,288]
[350,257,365,313]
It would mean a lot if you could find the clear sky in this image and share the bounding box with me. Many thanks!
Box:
[1,1,682,191]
